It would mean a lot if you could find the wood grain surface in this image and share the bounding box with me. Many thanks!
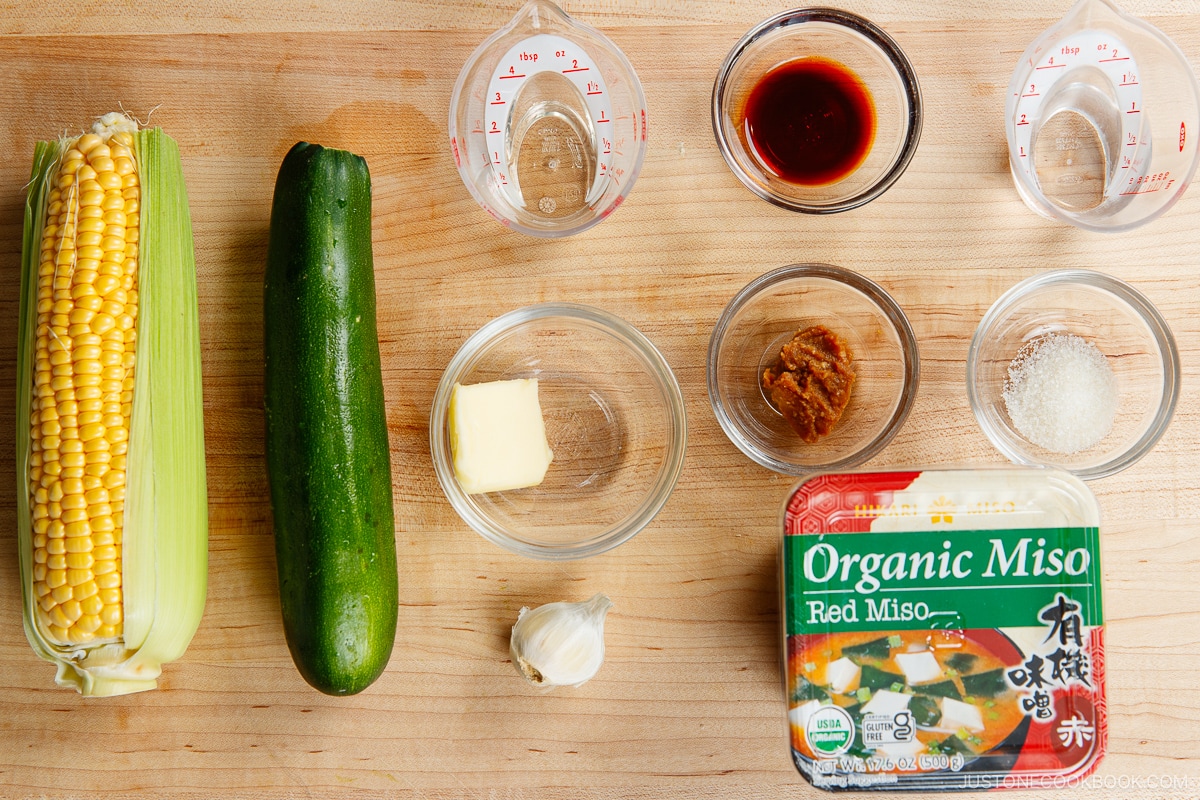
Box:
[0,2,1198,799]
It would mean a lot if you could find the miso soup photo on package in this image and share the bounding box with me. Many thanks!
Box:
[779,469,1105,791]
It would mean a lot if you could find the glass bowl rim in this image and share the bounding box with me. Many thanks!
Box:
[429,302,688,559]
[710,6,924,214]
[966,268,1181,480]
[706,262,921,474]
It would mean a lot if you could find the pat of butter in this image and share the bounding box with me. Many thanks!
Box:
[449,379,554,494]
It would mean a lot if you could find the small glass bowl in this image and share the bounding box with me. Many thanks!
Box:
[708,264,919,474]
[967,270,1180,480]
[430,303,686,560]
[712,7,922,213]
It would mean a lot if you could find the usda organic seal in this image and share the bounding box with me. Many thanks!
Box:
[805,705,855,757]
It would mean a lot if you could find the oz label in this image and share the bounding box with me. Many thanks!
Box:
[805,706,855,756]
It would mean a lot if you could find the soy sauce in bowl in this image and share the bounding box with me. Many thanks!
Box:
[742,57,876,186]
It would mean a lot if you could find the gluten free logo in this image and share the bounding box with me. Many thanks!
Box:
[805,705,855,757]
[863,710,914,747]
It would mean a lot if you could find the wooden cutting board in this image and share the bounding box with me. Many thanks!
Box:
[0,4,1198,798]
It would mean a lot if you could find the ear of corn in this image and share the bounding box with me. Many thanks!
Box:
[16,113,208,696]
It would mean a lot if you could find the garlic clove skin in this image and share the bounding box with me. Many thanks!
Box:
[510,593,613,689]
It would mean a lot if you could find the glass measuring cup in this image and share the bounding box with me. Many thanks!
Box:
[449,0,648,238]
[1005,0,1200,232]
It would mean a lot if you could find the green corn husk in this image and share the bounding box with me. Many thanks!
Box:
[15,116,208,696]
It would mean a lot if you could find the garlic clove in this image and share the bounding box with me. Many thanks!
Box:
[510,593,613,689]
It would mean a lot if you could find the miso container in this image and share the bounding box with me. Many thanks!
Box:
[780,468,1105,791]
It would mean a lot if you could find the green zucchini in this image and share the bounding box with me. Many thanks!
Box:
[264,142,397,695]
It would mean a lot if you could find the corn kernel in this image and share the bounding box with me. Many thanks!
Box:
[66,551,94,569]
[64,537,93,554]
[96,571,122,589]
[61,599,83,623]
[81,594,104,616]
[50,605,72,629]
[66,568,93,587]
[100,605,122,627]
[66,627,95,644]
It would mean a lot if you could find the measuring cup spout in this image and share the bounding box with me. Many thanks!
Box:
[1036,0,1142,56]
[1069,0,1125,27]
[1075,0,1147,31]
[512,0,573,34]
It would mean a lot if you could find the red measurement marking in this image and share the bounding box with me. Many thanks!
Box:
[1021,92,1040,98]
[586,91,603,96]
[1120,187,1159,196]
[1017,120,1030,126]
[490,101,505,105]
[1036,64,1067,70]
[563,67,589,73]
[1127,109,1141,114]
[1119,81,1138,86]
[1099,57,1130,62]
[499,74,526,79]
[596,117,610,123]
